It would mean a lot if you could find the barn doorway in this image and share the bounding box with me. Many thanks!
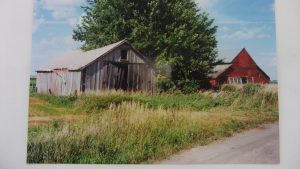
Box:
[241,77,248,84]
[112,62,128,90]
[81,69,86,92]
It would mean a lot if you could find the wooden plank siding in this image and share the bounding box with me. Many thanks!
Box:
[83,43,155,93]
[36,71,81,95]
[36,41,156,96]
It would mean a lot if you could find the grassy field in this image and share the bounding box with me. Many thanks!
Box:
[27,84,279,164]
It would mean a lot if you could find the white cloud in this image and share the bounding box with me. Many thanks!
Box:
[67,17,78,26]
[195,0,218,8]
[220,26,230,32]
[220,27,270,40]
[253,52,278,80]
[217,48,242,62]
[40,0,84,19]
[31,35,82,72]
[32,0,85,32]
[32,17,45,33]
[67,13,86,26]
[270,2,275,12]
[64,35,81,46]
[195,3,257,27]
[77,13,86,25]
[39,35,81,49]
[269,56,277,67]
[32,1,43,32]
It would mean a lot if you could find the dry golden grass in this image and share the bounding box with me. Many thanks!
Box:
[27,84,279,164]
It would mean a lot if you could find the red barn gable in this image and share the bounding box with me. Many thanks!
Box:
[209,48,270,86]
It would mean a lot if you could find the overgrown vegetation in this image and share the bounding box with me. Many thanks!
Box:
[27,84,279,164]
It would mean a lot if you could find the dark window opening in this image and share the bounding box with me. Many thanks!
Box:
[81,69,86,92]
[121,50,128,60]
[241,77,248,84]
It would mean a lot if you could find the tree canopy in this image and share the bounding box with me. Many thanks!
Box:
[73,0,218,89]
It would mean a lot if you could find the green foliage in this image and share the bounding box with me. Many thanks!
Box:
[73,0,218,86]
[178,79,199,94]
[156,76,176,93]
[30,84,278,115]
[31,93,77,107]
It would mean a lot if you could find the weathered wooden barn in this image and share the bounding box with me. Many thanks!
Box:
[209,48,270,86]
[36,40,156,95]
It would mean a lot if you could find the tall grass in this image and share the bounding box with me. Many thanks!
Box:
[30,84,278,114]
[27,84,279,164]
[27,103,277,164]
[76,84,278,113]
[219,84,278,112]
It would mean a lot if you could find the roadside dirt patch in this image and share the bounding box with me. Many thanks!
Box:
[159,123,279,164]
[29,97,48,105]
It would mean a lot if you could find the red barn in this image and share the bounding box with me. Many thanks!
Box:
[209,48,270,86]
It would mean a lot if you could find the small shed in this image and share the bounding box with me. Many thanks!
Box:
[29,75,37,92]
[36,40,156,95]
[209,48,270,86]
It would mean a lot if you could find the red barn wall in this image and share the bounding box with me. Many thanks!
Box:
[218,49,270,84]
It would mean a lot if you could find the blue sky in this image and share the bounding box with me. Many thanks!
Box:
[31,0,277,80]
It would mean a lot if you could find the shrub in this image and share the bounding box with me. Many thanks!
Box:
[179,80,199,94]
[156,76,176,93]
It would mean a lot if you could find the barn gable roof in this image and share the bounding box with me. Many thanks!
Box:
[232,48,270,80]
[209,64,232,79]
[37,39,147,72]
[212,48,270,79]
[231,48,258,66]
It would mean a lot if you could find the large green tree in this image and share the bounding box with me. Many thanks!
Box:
[73,0,218,88]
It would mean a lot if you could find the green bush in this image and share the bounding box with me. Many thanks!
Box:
[179,80,199,94]
[156,76,176,93]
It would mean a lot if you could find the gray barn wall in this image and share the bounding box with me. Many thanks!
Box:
[83,44,155,93]
[36,43,156,96]
[36,71,81,96]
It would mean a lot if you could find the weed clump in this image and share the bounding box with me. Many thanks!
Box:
[79,94,133,113]
[242,84,262,96]
[221,84,240,92]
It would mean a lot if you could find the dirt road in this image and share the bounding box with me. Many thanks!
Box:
[159,123,280,164]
